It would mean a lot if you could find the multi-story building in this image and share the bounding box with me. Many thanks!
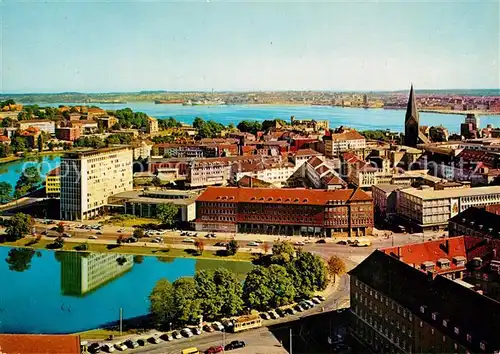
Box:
[324,129,366,157]
[146,117,159,134]
[350,237,500,354]
[290,116,329,132]
[97,116,119,130]
[449,206,500,238]
[45,167,61,198]
[397,185,500,231]
[68,120,98,135]
[291,148,323,168]
[372,184,406,222]
[195,186,373,237]
[304,156,346,190]
[18,119,55,135]
[132,140,153,160]
[59,251,133,296]
[55,127,81,142]
[232,157,296,187]
[60,147,133,220]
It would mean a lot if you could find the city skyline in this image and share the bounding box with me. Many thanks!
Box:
[1,1,499,93]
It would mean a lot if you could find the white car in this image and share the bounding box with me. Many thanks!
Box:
[181,328,193,338]
[247,241,259,246]
[88,235,98,240]
[183,238,195,243]
[212,322,224,331]
[101,344,115,353]
[294,241,306,246]
[113,343,127,351]
[172,331,182,339]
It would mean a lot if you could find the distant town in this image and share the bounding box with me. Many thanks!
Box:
[1,86,500,354]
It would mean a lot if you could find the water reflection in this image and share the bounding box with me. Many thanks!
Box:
[5,248,37,272]
[57,251,133,296]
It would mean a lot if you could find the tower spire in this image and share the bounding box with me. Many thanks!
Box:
[405,84,419,125]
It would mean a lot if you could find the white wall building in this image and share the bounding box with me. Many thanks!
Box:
[18,120,55,135]
[60,147,133,220]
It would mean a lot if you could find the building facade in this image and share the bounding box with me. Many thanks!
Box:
[324,129,366,157]
[55,127,81,142]
[45,167,61,198]
[146,117,159,134]
[60,147,133,220]
[397,186,500,231]
[18,119,55,135]
[350,237,500,354]
[195,187,373,237]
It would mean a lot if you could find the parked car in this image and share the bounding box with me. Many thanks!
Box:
[299,301,310,310]
[147,336,161,344]
[158,333,171,341]
[294,241,305,246]
[151,239,160,243]
[89,235,98,240]
[260,312,271,320]
[316,295,326,302]
[62,232,71,238]
[100,344,115,353]
[96,231,103,235]
[312,297,321,305]
[212,322,224,331]
[268,311,279,319]
[181,328,193,338]
[247,241,259,246]
[337,240,348,245]
[113,343,127,351]
[88,342,101,353]
[124,340,139,349]
[224,341,245,351]
[136,338,148,347]
[214,242,226,247]
[203,324,215,333]
[316,239,327,244]
[205,345,224,354]
[294,304,305,312]
[276,308,287,317]
[305,300,315,307]
[192,327,202,335]
[172,331,182,339]
[286,307,297,315]
[183,238,195,243]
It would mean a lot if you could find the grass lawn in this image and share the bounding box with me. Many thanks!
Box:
[0,237,254,262]
[76,328,145,341]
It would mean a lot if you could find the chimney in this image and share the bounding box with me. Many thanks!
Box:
[427,271,436,281]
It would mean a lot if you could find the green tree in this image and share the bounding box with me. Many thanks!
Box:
[37,134,44,152]
[0,182,12,203]
[5,248,36,272]
[286,250,328,298]
[173,277,202,325]
[17,111,32,121]
[237,120,262,134]
[195,268,243,320]
[156,203,179,226]
[149,279,176,329]
[243,264,295,311]
[270,241,296,265]
[327,255,347,283]
[15,166,41,197]
[192,117,205,129]
[10,136,27,153]
[1,117,14,127]
[6,213,34,241]
[226,239,239,256]
[133,228,145,239]
[0,144,12,158]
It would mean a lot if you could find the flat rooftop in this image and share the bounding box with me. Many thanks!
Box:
[63,146,131,158]
[400,186,500,200]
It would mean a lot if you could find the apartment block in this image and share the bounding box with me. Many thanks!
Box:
[60,147,133,220]
[45,167,61,198]
[397,186,500,231]
[18,119,55,135]
[324,129,366,157]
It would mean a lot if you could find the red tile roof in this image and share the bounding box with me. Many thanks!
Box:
[294,148,321,156]
[381,237,467,274]
[47,167,61,176]
[197,186,371,205]
[307,156,324,168]
[331,130,364,141]
[0,334,81,354]
[0,135,11,142]
[315,164,330,175]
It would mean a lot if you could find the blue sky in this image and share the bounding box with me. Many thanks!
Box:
[1,0,498,93]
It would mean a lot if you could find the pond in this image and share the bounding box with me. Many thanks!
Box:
[0,247,253,334]
[0,155,60,195]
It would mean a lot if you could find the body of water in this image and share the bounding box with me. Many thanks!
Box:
[40,102,500,134]
[0,247,253,333]
[0,155,60,193]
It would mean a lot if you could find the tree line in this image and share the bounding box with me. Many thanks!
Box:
[149,241,346,328]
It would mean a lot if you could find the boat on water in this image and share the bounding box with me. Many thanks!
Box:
[154,99,184,104]
[183,99,226,106]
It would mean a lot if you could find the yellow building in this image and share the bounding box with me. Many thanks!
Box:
[147,117,159,134]
[46,167,61,198]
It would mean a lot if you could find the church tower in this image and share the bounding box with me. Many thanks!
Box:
[404,84,420,147]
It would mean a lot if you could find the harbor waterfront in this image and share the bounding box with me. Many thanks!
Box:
[37,102,500,134]
[0,247,253,334]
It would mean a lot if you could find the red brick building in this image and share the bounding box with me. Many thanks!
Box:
[55,127,81,141]
[195,186,373,237]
